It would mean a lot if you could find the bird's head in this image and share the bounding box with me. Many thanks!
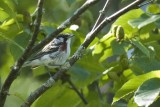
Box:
[56,33,74,44]
[50,33,73,51]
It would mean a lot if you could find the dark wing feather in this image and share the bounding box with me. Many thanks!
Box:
[29,40,61,61]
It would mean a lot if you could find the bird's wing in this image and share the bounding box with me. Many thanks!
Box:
[29,41,62,61]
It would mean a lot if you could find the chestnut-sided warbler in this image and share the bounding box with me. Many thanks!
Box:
[23,33,73,68]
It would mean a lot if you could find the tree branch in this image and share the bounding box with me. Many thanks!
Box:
[0,0,45,106]
[31,0,101,53]
[91,0,112,31]
[0,0,100,107]
[20,0,146,107]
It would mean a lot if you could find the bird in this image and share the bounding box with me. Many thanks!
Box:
[23,33,73,69]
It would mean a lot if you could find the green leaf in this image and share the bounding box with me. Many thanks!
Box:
[128,14,149,28]
[34,82,80,107]
[114,9,144,35]
[10,44,23,61]
[147,4,160,14]
[0,0,20,28]
[10,32,30,60]
[130,38,150,58]
[129,14,160,29]
[0,9,9,21]
[92,35,114,63]
[0,32,24,51]
[0,0,14,16]
[130,57,160,74]
[134,78,160,107]
[0,18,23,39]
[70,52,105,88]
[139,15,160,29]
[70,65,91,88]
[111,40,129,55]
[92,42,104,55]
[5,76,42,107]
[112,70,160,104]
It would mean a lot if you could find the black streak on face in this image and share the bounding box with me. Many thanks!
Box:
[57,34,71,52]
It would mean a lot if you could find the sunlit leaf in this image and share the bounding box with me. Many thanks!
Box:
[147,4,160,14]
[0,0,20,28]
[0,0,14,16]
[92,35,115,63]
[0,9,9,21]
[112,70,160,104]
[92,42,104,55]
[0,18,23,39]
[134,78,160,107]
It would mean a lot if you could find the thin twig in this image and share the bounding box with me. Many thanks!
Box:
[0,0,45,106]
[20,0,146,107]
[83,0,146,48]
[60,73,88,104]
[31,0,100,53]
[91,0,111,31]
[67,79,88,104]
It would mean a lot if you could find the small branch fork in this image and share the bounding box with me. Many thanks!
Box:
[91,0,111,31]
[21,0,147,107]
[67,80,88,104]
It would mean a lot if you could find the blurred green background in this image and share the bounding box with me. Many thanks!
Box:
[0,0,160,107]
